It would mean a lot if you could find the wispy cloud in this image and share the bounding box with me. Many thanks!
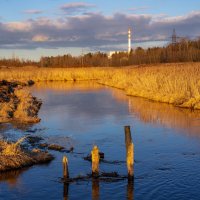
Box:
[24,9,43,15]
[60,2,95,15]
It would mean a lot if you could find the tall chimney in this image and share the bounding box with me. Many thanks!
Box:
[128,28,132,54]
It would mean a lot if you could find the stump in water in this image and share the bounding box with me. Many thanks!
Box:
[91,146,100,177]
[124,126,134,181]
[124,126,132,153]
[63,156,69,180]
[127,142,134,181]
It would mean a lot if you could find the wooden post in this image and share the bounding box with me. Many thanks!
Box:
[124,126,134,181]
[127,142,134,181]
[124,126,132,152]
[63,156,69,180]
[91,146,100,177]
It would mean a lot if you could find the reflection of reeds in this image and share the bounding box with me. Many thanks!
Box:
[1,63,200,109]
[112,89,200,137]
[32,81,104,92]
[0,168,27,187]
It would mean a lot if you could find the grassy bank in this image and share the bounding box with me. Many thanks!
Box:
[0,63,200,109]
[0,81,42,123]
[0,138,53,172]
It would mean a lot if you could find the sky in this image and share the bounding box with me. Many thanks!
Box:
[0,0,200,60]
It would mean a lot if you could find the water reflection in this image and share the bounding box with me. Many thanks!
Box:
[30,82,128,133]
[127,181,134,200]
[63,183,69,200]
[33,81,103,92]
[111,89,200,137]
[92,179,100,200]
[32,81,200,137]
[0,121,34,134]
[0,169,27,187]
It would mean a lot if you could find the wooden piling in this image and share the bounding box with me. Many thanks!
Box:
[124,126,132,152]
[124,126,134,181]
[91,146,100,177]
[63,156,69,180]
[127,142,134,181]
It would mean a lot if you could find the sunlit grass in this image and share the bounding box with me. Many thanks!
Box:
[0,138,53,172]
[0,62,200,109]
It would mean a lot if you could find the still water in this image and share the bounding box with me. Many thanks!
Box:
[1,81,200,200]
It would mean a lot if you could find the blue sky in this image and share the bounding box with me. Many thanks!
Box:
[0,0,200,60]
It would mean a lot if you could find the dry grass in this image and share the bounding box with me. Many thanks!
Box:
[0,89,41,123]
[0,138,53,172]
[0,63,200,109]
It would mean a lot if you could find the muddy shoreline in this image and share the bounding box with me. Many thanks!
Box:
[0,80,42,123]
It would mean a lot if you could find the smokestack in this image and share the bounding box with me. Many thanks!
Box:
[128,28,131,54]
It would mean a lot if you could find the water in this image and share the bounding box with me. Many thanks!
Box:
[1,81,200,200]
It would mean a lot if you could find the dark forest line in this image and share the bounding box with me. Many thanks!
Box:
[1,38,200,68]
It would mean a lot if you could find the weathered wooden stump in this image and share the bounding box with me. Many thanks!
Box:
[124,126,132,152]
[124,126,134,181]
[91,146,100,177]
[63,156,69,180]
[127,142,134,181]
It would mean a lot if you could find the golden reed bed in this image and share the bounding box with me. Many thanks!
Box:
[0,62,200,109]
[0,138,53,172]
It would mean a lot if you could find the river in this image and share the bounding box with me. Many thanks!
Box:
[1,81,200,200]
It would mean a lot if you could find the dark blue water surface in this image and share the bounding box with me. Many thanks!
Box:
[1,81,200,200]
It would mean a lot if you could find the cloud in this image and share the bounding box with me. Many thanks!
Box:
[5,22,32,32]
[32,34,49,42]
[60,2,95,15]
[0,11,199,50]
[24,10,43,15]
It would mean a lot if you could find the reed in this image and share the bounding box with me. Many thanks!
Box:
[0,138,53,172]
[0,62,200,109]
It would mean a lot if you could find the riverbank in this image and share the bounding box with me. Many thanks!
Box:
[0,138,53,172]
[0,80,42,123]
[0,62,200,109]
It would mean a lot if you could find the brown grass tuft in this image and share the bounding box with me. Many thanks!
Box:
[0,138,53,172]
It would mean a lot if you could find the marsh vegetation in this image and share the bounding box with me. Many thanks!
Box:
[1,63,200,109]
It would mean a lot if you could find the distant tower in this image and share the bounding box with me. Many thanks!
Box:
[172,28,177,44]
[128,28,132,54]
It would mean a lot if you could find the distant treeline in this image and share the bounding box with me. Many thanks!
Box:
[0,58,38,68]
[1,38,200,68]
